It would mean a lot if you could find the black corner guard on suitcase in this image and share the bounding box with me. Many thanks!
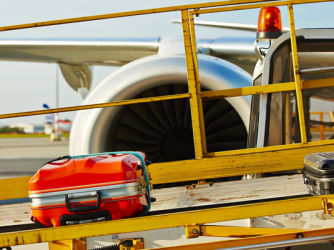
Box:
[60,210,112,226]
[65,191,102,213]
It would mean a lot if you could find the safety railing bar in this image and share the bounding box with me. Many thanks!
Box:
[302,77,334,89]
[0,93,190,120]
[190,0,289,15]
[0,76,332,120]
[190,0,333,15]
[202,82,295,99]
[205,137,334,157]
[0,0,282,33]
[201,77,334,99]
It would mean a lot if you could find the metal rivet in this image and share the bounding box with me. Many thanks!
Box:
[192,229,198,234]
[297,233,304,238]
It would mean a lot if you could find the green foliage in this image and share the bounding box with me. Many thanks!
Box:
[0,126,25,134]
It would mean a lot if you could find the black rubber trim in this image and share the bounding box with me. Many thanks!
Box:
[256,31,283,39]
[59,210,112,226]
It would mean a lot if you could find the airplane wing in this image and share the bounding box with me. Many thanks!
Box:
[0,37,159,96]
[0,36,257,94]
[0,37,159,66]
[169,19,290,33]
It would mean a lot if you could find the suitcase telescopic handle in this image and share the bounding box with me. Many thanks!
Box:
[65,191,102,213]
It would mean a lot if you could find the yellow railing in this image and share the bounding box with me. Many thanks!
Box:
[1,0,334,247]
[0,0,333,187]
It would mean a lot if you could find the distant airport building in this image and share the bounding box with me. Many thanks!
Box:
[9,124,44,134]
[44,120,72,135]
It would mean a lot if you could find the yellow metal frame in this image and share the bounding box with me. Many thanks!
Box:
[0,0,334,249]
[0,194,331,247]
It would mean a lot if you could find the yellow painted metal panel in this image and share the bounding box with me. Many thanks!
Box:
[0,195,330,247]
[73,238,86,250]
[49,240,72,250]
[288,3,307,144]
[302,77,334,90]
[0,176,30,200]
[181,10,203,160]
[49,238,86,250]
[0,93,190,120]
[189,14,207,155]
[147,227,334,250]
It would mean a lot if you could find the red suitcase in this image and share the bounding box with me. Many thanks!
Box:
[29,152,151,227]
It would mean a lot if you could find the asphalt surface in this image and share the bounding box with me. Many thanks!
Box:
[0,137,69,179]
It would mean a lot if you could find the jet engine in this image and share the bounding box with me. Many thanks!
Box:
[69,54,252,164]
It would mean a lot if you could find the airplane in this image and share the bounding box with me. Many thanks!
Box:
[0,18,332,168]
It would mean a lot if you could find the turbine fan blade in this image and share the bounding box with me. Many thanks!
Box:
[157,85,178,128]
[141,88,172,130]
[120,108,163,138]
[129,103,167,134]
[111,84,247,163]
[204,99,233,127]
[115,123,160,144]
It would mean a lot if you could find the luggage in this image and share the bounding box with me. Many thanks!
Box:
[29,151,152,227]
[302,151,334,195]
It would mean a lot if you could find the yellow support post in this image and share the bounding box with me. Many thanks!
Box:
[288,3,308,144]
[189,14,207,155]
[181,9,204,159]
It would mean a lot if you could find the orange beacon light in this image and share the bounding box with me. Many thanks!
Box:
[256,7,283,39]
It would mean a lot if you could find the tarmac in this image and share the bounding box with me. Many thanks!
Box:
[0,137,69,179]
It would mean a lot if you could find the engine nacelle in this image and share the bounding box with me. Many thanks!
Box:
[70,54,251,162]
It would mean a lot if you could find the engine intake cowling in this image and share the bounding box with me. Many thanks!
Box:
[69,54,251,164]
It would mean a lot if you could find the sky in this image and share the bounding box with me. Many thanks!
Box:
[0,0,334,126]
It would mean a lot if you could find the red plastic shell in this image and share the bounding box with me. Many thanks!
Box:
[29,152,147,193]
[29,152,148,227]
[257,7,282,33]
